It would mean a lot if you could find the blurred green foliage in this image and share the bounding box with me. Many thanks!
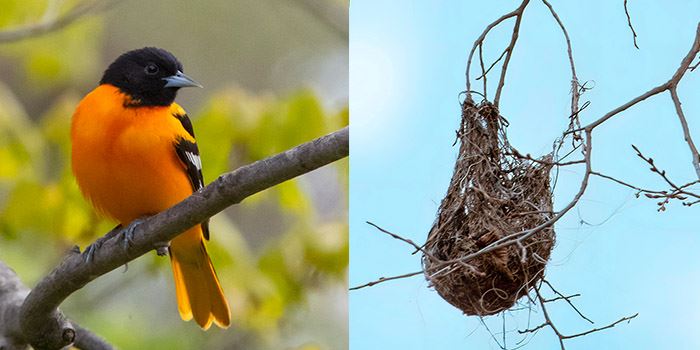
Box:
[0,1,348,349]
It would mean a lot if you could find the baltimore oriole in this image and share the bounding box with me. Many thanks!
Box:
[71,47,230,329]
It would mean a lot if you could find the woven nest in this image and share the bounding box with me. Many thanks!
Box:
[422,99,555,316]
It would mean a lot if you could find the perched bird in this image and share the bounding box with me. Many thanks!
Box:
[71,47,231,329]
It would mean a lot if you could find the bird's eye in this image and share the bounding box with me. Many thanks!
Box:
[144,63,159,75]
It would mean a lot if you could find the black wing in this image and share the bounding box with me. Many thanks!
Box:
[173,112,195,139]
[173,113,209,240]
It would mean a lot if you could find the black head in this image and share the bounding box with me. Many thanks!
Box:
[100,47,201,107]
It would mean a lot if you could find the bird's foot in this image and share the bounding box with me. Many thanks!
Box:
[83,224,123,263]
[121,218,146,251]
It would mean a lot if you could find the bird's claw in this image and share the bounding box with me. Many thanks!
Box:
[81,218,147,263]
[121,218,145,251]
[83,241,102,263]
[83,224,122,263]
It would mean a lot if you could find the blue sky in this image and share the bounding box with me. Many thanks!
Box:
[350,1,700,349]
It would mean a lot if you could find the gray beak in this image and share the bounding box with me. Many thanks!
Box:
[163,71,203,88]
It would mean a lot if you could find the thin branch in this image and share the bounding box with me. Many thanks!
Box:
[0,0,120,43]
[349,270,424,291]
[465,0,530,97]
[542,280,592,324]
[561,313,638,339]
[365,221,438,261]
[576,23,700,132]
[591,171,667,195]
[508,148,585,167]
[14,127,348,350]
[493,0,530,107]
[669,87,700,179]
[623,0,640,49]
[690,60,700,71]
[540,0,582,134]
[632,145,699,196]
[532,286,566,349]
[479,43,488,99]
[524,283,638,348]
[476,48,508,82]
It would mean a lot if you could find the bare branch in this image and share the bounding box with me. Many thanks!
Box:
[13,127,347,350]
[540,0,582,130]
[623,0,640,49]
[0,0,120,44]
[541,280,592,324]
[690,60,700,71]
[365,221,437,261]
[517,281,637,349]
[669,87,700,178]
[349,271,424,291]
[0,261,112,350]
[561,313,638,340]
[465,0,530,97]
[479,43,488,99]
[578,23,700,132]
[493,0,530,106]
[476,48,508,82]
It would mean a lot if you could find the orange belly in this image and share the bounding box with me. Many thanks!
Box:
[71,85,193,225]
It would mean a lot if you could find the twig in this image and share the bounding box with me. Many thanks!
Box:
[12,127,348,350]
[669,87,700,179]
[349,270,424,291]
[479,43,488,99]
[465,0,530,99]
[476,48,508,81]
[631,145,699,196]
[561,313,638,339]
[531,286,566,349]
[540,0,582,135]
[576,23,700,132]
[542,280,592,324]
[623,0,640,49]
[518,282,637,348]
[690,60,700,71]
[365,221,438,261]
[0,0,120,43]
[493,0,530,107]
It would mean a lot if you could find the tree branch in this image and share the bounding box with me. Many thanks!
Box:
[669,87,700,178]
[623,0,640,49]
[465,0,530,97]
[4,127,347,350]
[0,0,120,44]
[578,23,700,132]
[0,261,112,350]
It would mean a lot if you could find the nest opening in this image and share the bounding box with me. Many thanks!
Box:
[423,99,555,316]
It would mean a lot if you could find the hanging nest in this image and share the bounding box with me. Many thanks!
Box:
[422,98,555,316]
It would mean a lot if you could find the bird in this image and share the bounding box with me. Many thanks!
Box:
[71,47,231,330]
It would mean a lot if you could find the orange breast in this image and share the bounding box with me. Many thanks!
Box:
[71,84,194,225]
